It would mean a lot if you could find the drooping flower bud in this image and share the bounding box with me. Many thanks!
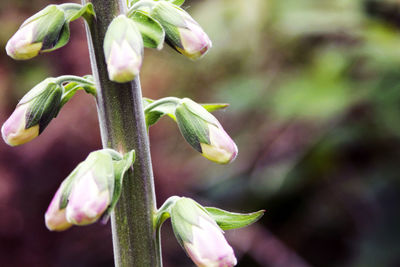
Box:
[1,78,62,146]
[104,15,144,83]
[6,5,66,60]
[171,198,237,267]
[151,1,212,60]
[66,170,111,225]
[44,149,135,231]
[45,186,73,231]
[65,151,114,225]
[175,98,238,164]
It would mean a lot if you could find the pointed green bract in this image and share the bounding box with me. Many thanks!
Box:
[144,97,228,128]
[205,207,265,230]
[102,150,136,222]
[25,83,62,131]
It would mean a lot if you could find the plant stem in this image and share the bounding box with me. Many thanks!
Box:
[81,0,160,266]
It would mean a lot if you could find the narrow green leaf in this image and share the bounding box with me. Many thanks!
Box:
[202,103,229,113]
[205,207,265,230]
[102,150,135,222]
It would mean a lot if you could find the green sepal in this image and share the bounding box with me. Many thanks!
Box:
[59,3,95,22]
[175,104,209,152]
[101,150,136,222]
[19,78,56,105]
[42,3,93,53]
[25,83,62,131]
[205,207,265,230]
[33,6,66,50]
[151,2,187,28]
[170,197,203,244]
[181,98,220,126]
[41,23,70,53]
[128,10,165,49]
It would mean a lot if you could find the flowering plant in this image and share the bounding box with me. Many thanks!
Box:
[3,1,263,266]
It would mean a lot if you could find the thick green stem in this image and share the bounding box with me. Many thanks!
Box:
[82,0,160,266]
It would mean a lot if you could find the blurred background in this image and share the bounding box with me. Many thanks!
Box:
[1,0,400,266]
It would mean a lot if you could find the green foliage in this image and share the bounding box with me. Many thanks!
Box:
[205,207,265,230]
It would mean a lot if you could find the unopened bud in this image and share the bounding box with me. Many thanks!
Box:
[45,187,73,231]
[175,98,238,164]
[1,104,39,146]
[1,78,62,146]
[171,198,237,267]
[6,5,66,60]
[64,151,114,226]
[151,1,211,60]
[66,170,111,225]
[104,15,143,83]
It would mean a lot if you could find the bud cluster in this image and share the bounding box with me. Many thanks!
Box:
[104,0,212,83]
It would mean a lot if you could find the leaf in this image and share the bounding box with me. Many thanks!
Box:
[202,103,229,113]
[129,11,165,49]
[205,207,265,230]
[59,3,95,22]
[101,150,135,222]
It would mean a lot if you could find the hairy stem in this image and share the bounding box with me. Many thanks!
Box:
[82,0,160,266]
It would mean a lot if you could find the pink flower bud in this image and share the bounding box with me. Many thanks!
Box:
[184,217,237,267]
[107,40,142,83]
[175,98,238,164]
[66,171,110,225]
[1,104,39,146]
[6,22,43,60]
[5,5,66,60]
[45,187,73,231]
[200,123,238,164]
[176,18,212,60]
[104,15,144,83]
[151,2,212,60]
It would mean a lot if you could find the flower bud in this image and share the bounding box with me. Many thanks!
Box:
[151,1,212,60]
[175,98,238,164]
[171,198,237,267]
[64,151,114,226]
[1,78,62,146]
[65,170,111,225]
[45,187,73,231]
[6,5,66,60]
[1,104,39,146]
[104,15,144,83]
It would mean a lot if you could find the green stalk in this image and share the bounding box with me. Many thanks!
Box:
[81,0,160,266]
